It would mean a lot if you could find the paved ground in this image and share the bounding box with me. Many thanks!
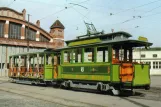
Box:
[0,90,66,107]
[0,76,161,107]
[150,76,161,88]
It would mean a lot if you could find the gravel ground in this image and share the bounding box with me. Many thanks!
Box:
[0,90,66,107]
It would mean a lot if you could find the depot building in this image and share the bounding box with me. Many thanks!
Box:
[0,7,65,76]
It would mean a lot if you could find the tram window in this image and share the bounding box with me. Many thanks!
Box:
[30,57,34,67]
[73,48,82,63]
[14,57,18,67]
[112,47,133,63]
[39,55,44,67]
[64,51,71,63]
[84,47,94,63]
[46,54,53,65]
[97,47,108,62]
[21,56,25,66]
[54,53,61,65]
[54,56,57,65]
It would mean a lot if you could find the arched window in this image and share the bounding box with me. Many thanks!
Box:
[39,34,50,42]
[9,22,21,39]
[0,21,5,37]
[25,28,36,41]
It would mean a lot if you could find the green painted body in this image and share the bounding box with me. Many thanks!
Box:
[58,63,111,81]
[58,63,151,87]
[111,65,120,82]
[133,64,150,86]
[44,65,53,81]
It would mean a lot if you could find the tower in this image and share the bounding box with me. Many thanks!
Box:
[50,20,65,48]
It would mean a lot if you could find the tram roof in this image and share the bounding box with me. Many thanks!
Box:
[65,31,132,45]
[9,49,53,57]
[57,39,153,50]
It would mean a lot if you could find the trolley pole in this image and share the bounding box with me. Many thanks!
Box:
[27,14,30,52]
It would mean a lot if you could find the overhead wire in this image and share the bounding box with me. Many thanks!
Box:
[72,7,91,21]
[39,0,90,21]
[111,0,161,16]
[141,5,161,15]
[6,0,16,7]
[122,11,161,24]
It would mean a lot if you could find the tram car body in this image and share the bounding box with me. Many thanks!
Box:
[8,31,152,95]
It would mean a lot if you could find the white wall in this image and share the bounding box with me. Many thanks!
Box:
[133,50,161,75]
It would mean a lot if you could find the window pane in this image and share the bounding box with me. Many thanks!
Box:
[153,54,157,58]
[40,34,50,42]
[84,47,94,62]
[9,22,21,39]
[64,51,71,63]
[153,62,156,69]
[73,48,82,63]
[97,47,108,62]
[0,21,4,37]
[141,54,145,58]
[25,28,36,41]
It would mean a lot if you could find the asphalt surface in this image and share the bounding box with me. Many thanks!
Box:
[0,76,161,107]
[0,90,66,107]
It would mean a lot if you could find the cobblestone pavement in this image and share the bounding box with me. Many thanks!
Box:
[0,90,66,107]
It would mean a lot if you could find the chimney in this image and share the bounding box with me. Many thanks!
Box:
[22,9,26,20]
[36,20,40,27]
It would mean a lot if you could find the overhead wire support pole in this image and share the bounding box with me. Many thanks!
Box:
[27,14,30,52]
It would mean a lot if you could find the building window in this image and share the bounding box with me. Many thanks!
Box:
[153,61,160,69]
[141,54,145,58]
[153,62,156,69]
[9,22,21,39]
[25,28,36,41]
[153,54,157,58]
[146,62,151,69]
[0,21,4,37]
[159,62,161,69]
[58,30,62,36]
[39,34,50,42]
[156,62,158,69]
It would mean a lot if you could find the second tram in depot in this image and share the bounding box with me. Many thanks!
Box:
[8,31,152,95]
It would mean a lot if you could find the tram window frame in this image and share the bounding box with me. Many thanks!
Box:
[97,46,109,63]
[20,56,26,67]
[39,54,44,67]
[46,54,54,65]
[73,48,82,63]
[84,47,95,63]
[63,50,72,63]
[14,57,18,67]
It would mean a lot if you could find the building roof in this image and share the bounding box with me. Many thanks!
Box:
[0,7,23,15]
[134,47,161,51]
[50,20,65,29]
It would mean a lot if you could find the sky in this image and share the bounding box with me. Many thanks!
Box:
[0,0,161,47]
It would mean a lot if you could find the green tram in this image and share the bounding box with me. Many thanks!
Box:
[8,31,152,95]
